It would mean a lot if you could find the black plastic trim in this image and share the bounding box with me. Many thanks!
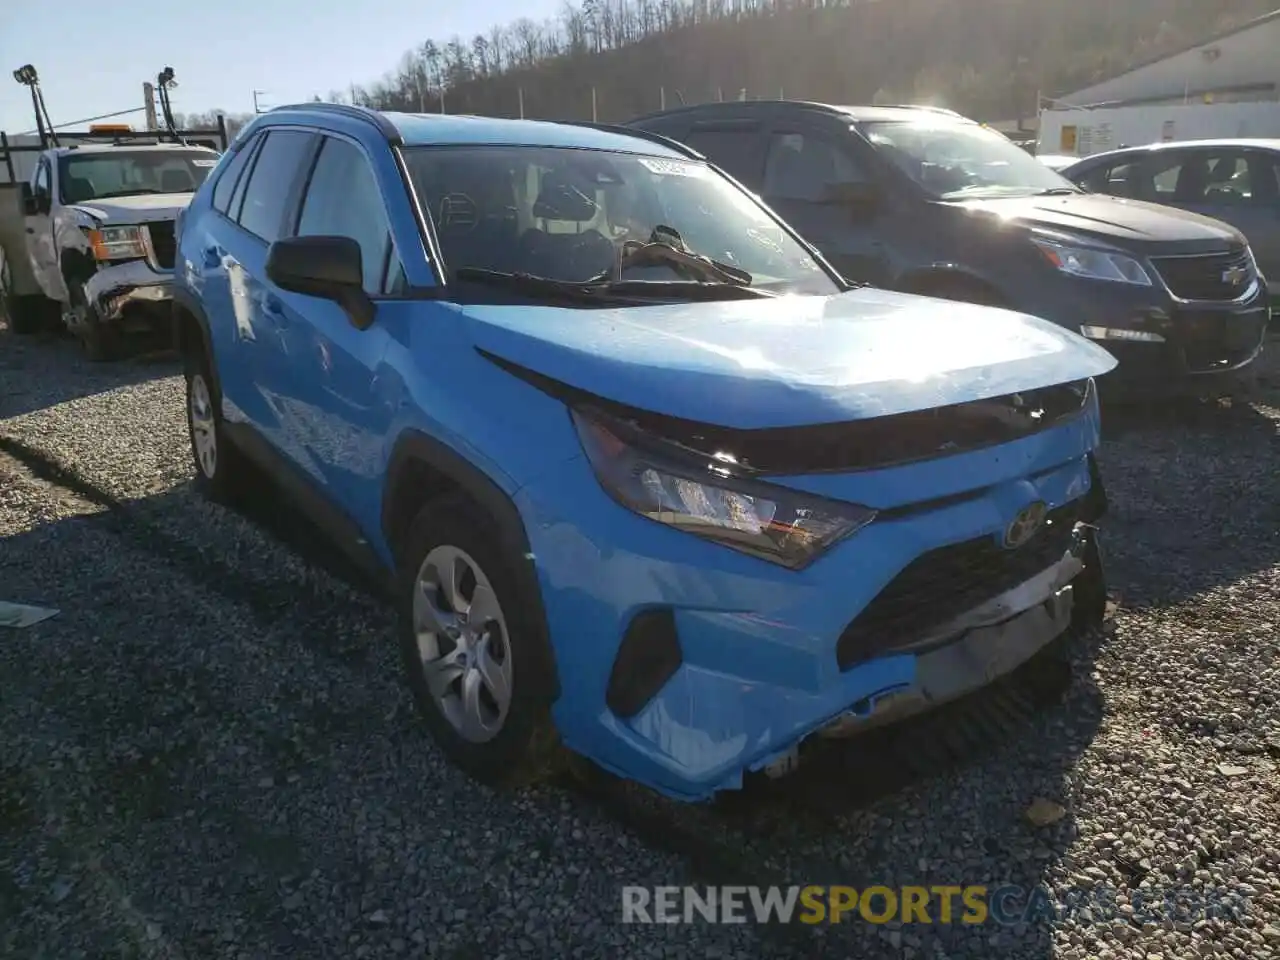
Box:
[478,347,1092,477]
[223,422,393,594]
[606,608,683,718]
[171,288,216,379]
[382,430,560,700]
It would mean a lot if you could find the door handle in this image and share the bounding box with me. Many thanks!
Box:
[25,228,34,234]
[264,295,287,322]
[202,246,222,268]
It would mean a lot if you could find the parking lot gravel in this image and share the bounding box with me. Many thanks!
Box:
[2,322,1279,960]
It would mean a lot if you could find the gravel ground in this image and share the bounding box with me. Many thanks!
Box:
[2,323,1279,960]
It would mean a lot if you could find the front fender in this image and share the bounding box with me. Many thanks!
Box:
[897,263,1002,291]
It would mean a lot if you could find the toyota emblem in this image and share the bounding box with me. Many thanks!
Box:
[1002,501,1048,550]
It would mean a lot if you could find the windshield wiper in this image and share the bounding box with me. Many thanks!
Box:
[600,279,774,300]
[614,226,754,286]
[452,269,773,302]
[1033,187,1080,196]
[453,268,618,302]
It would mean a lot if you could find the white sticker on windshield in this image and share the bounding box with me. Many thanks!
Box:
[637,157,705,178]
[192,159,217,167]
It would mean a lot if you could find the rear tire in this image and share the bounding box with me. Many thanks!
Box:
[2,262,48,336]
[184,341,247,503]
[396,495,563,789]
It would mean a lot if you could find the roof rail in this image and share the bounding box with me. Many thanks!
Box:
[558,120,704,160]
[878,104,966,117]
[270,102,403,144]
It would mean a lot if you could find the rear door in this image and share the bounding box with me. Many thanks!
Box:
[758,121,890,285]
[208,127,320,456]
[680,119,768,191]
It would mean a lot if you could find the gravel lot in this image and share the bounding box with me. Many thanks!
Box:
[2,322,1279,960]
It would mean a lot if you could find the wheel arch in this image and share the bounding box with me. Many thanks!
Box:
[172,289,217,384]
[383,430,560,701]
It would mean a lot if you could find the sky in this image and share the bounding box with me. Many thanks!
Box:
[0,0,562,133]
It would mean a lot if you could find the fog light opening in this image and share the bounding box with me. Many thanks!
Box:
[1079,325,1165,343]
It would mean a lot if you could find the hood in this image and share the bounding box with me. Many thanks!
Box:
[949,193,1245,251]
[462,287,1117,429]
[70,192,193,224]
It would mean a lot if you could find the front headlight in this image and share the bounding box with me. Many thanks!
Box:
[1032,238,1151,286]
[86,225,147,261]
[572,409,876,569]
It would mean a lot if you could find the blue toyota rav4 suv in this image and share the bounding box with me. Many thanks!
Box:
[173,103,1117,802]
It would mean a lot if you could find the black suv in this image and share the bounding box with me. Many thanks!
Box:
[627,102,1269,391]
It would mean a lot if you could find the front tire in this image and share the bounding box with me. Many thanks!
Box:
[67,283,119,361]
[397,496,562,788]
[185,345,247,503]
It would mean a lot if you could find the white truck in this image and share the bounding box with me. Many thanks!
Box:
[0,122,228,359]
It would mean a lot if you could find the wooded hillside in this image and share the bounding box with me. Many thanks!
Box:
[343,0,1277,125]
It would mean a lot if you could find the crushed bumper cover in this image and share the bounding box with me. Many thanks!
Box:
[807,529,1087,743]
[80,259,174,335]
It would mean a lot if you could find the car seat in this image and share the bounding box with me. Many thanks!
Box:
[160,168,195,193]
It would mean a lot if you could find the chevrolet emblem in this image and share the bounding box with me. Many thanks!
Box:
[1222,264,1248,287]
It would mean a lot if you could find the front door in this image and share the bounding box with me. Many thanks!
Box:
[24,158,59,299]
[266,133,398,517]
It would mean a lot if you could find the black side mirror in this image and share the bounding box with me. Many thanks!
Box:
[822,181,881,219]
[265,235,375,330]
[19,183,39,216]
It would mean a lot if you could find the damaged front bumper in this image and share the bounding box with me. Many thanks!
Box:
[764,524,1097,774]
[521,423,1109,802]
[78,259,174,336]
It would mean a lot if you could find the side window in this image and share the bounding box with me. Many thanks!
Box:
[294,136,396,294]
[385,250,407,295]
[236,130,316,242]
[32,160,50,198]
[227,135,263,221]
[1203,154,1253,206]
[1140,150,1253,205]
[683,125,765,187]
[763,132,866,203]
[1079,159,1139,198]
[212,134,258,214]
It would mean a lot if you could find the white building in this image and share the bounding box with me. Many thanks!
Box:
[1038,9,1280,156]
[1057,9,1280,108]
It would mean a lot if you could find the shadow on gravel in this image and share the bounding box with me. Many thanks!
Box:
[0,322,179,421]
[0,417,1111,959]
[1093,390,1280,608]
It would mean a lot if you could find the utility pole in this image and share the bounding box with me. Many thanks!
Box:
[252,90,269,114]
[142,81,158,130]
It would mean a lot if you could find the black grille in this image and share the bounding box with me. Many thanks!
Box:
[1151,248,1254,302]
[835,500,1083,670]
[147,220,176,270]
